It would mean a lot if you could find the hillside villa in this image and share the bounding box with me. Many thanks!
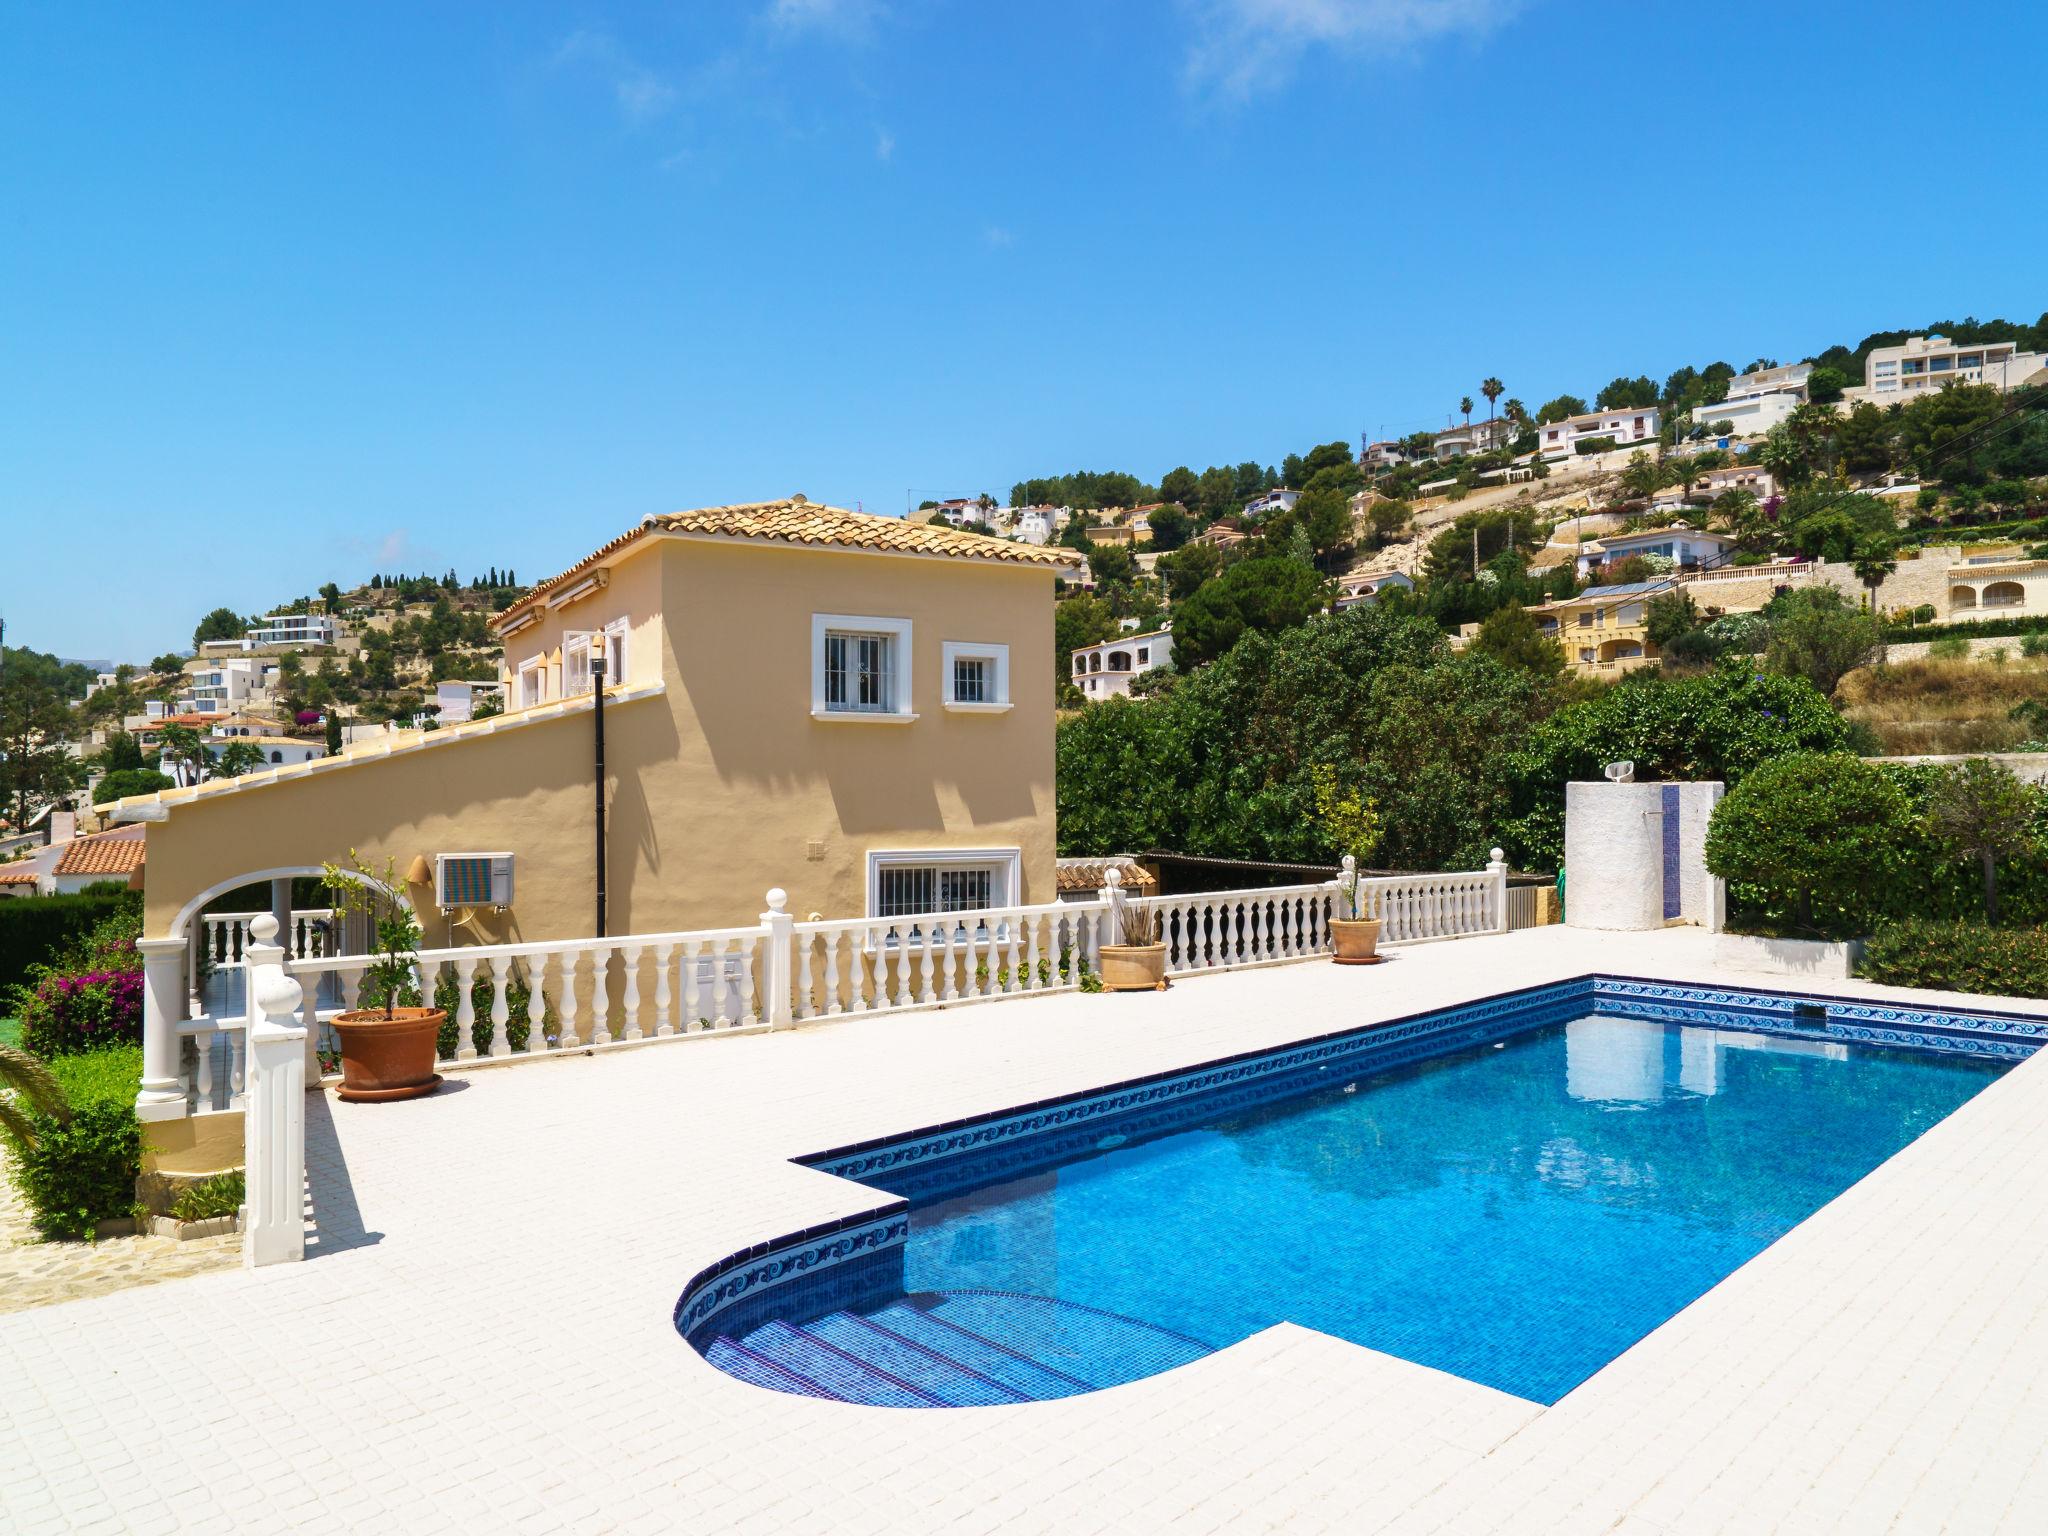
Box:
[1573,525,1738,579]
[1070,628,1174,698]
[105,496,1078,1125]
[1529,581,1669,675]
[1537,405,1663,460]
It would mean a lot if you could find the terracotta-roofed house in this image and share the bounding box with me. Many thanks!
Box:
[50,825,147,893]
[115,496,1082,1011]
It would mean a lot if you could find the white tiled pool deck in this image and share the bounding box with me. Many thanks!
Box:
[5,926,2048,1534]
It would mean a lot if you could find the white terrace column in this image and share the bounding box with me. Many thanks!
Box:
[137,937,190,1122]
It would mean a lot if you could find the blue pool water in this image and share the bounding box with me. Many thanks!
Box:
[692,1004,2012,1406]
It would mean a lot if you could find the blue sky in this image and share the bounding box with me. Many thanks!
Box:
[5,1,2046,662]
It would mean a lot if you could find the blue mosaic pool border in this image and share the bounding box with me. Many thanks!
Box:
[677,973,2045,1347]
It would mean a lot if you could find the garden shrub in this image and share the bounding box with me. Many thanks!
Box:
[5,1046,143,1240]
[0,886,140,995]
[1703,751,1918,937]
[1860,920,2048,998]
[431,967,543,1057]
[16,968,144,1057]
[170,1169,245,1223]
[1928,635,1971,661]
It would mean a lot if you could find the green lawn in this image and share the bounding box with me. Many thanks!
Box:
[0,1017,19,1050]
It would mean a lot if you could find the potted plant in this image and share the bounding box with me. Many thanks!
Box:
[322,853,444,1101]
[1312,765,1385,965]
[1097,900,1168,992]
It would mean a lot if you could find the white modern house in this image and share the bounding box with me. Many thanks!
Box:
[1011,506,1067,546]
[1851,335,2048,402]
[431,679,506,723]
[1691,389,1800,439]
[1575,526,1738,578]
[179,658,270,716]
[1538,406,1663,460]
[1723,362,1812,399]
[1242,489,1301,519]
[1072,628,1173,699]
[248,612,341,647]
[1432,418,1516,461]
[1362,440,1414,470]
[1335,571,1416,610]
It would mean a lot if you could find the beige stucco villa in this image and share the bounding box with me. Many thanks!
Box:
[111,494,1076,981]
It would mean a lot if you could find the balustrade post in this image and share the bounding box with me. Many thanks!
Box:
[760,889,795,1028]
[242,915,307,1269]
[137,937,190,1122]
[1487,847,1509,933]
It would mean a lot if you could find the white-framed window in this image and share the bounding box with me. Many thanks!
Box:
[866,848,1021,940]
[563,632,593,698]
[601,618,629,687]
[518,659,547,709]
[941,641,1011,711]
[812,614,915,721]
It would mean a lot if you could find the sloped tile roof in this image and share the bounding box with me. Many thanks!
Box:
[497,495,1079,632]
[52,825,147,878]
[1054,856,1157,893]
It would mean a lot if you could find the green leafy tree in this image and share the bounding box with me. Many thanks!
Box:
[0,652,83,828]
[191,607,244,649]
[99,730,144,773]
[1925,758,2039,924]
[1834,403,1895,474]
[1086,541,1139,587]
[1158,466,1199,511]
[1146,504,1192,551]
[318,582,343,610]
[1805,365,1850,405]
[1763,587,1884,696]
[1704,752,1917,934]
[155,723,208,784]
[91,768,174,805]
[1365,498,1413,547]
[1296,487,1355,572]
[1471,603,1565,678]
[1504,664,1851,869]
[325,710,343,755]
[1619,451,1662,501]
[148,653,185,675]
[1596,375,1659,410]
[1168,557,1331,669]
[1645,590,1700,649]
[1536,395,1588,426]
[1158,541,1223,602]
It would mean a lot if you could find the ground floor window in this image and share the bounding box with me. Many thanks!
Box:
[866,848,1022,937]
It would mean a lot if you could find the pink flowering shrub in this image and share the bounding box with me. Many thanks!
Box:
[18,968,145,1057]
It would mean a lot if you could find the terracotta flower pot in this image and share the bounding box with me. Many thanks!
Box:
[330,1007,445,1102]
[1331,918,1384,965]
[1098,943,1168,992]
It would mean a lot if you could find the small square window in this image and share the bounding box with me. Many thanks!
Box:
[942,641,1011,711]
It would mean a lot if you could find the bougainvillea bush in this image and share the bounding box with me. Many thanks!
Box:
[16,967,145,1057]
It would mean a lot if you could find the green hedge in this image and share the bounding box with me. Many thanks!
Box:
[1859,921,2048,998]
[5,1046,143,1239]
[0,887,140,996]
[1884,614,2048,645]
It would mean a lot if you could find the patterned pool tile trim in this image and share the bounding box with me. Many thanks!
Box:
[673,1208,908,1343]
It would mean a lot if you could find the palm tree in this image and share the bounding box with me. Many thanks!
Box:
[0,1045,68,1149]
[1852,536,1898,611]
[1459,395,1474,429]
[1481,378,1504,439]
[1502,398,1527,429]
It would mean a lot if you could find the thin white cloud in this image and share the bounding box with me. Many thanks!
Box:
[1184,0,1522,96]
[552,29,679,123]
[375,531,412,566]
[982,225,1015,249]
[874,126,896,161]
[766,0,883,35]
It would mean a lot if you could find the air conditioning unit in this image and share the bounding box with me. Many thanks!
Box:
[436,853,514,912]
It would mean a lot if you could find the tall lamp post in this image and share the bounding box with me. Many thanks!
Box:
[591,632,608,938]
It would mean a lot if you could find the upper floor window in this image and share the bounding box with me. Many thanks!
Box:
[518,659,547,709]
[563,633,594,698]
[812,614,915,721]
[943,641,1011,711]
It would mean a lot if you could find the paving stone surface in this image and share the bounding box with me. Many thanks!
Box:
[1,927,2045,1533]
[0,1172,238,1316]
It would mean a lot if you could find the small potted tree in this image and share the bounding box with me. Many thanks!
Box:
[1096,869,1168,991]
[1312,765,1385,964]
[323,853,444,1101]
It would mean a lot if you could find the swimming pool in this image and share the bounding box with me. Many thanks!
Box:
[679,977,2037,1407]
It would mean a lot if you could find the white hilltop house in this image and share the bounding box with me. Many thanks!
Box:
[1336,572,1416,610]
[1537,405,1663,460]
[1072,628,1173,698]
[1849,334,2048,404]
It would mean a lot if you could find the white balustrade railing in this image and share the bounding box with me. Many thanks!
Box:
[287,919,773,1069]
[204,909,335,967]
[789,901,1108,1021]
[1121,883,1339,976]
[148,857,1513,1110]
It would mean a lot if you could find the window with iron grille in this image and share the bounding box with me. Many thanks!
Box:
[876,864,993,919]
[952,656,989,704]
[824,631,895,713]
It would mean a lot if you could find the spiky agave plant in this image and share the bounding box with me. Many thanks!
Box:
[0,1044,70,1149]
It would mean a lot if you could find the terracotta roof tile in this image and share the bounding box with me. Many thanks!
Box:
[52,826,147,878]
[0,869,40,885]
[497,495,1079,632]
[1054,857,1157,893]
